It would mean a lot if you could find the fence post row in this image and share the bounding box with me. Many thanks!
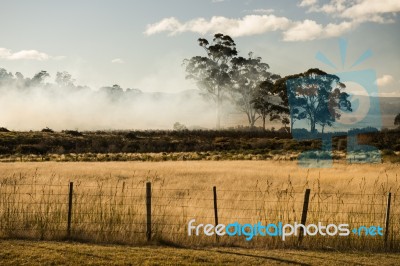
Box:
[298,188,311,245]
[384,192,391,249]
[146,182,152,242]
[67,182,73,239]
[63,183,393,247]
[213,186,219,243]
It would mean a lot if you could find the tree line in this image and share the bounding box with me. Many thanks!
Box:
[184,33,352,133]
[0,68,141,97]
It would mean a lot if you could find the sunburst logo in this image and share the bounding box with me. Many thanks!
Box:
[287,38,382,168]
[316,38,373,70]
[315,38,381,129]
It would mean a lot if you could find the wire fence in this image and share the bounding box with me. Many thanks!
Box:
[0,180,399,250]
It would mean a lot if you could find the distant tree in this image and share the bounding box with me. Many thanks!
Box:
[62,130,83,136]
[395,113,400,127]
[15,72,24,80]
[229,52,280,128]
[31,70,50,86]
[276,68,352,133]
[125,88,142,95]
[14,72,26,89]
[111,84,123,91]
[282,116,290,132]
[99,84,124,101]
[251,86,271,130]
[0,68,14,86]
[173,122,187,131]
[316,104,334,134]
[273,75,302,131]
[184,33,237,129]
[251,79,287,131]
[41,127,54,133]
[55,71,75,87]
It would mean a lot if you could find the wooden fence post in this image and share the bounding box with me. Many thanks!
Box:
[67,182,73,238]
[298,189,311,245]
[146,182,152,242]
[213,186,219,243]
[384,192,391,249]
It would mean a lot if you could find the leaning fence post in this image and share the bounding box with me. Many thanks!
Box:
[298,189,311,245]
[213,186,219,243]
[384,192,392,249]
[67,182,73,238]
[146,182,152,242]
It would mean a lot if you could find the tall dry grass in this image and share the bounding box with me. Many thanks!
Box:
[0,161,399,250]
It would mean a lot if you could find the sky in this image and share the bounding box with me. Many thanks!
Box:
[0,0,399,96]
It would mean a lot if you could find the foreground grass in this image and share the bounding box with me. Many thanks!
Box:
[1,161,400,249]
[1,240,400,265]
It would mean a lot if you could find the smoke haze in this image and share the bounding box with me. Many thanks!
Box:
[0,70,220,131]
[0,69,399,131]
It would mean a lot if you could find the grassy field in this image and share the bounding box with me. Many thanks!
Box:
[0,160,398,192]
[1,239,400,265]
[1,161,399,250]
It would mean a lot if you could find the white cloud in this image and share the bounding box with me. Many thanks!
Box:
[376,75,394,87]
[0,47,62,61]
[283,20,322,41]
[145,17,182,36]
[145,0,400,41]
[307,0,346,14]
[299,0,318,7]
[145,15,291,37]
[283,20,355,41]
[302,0,400,23]
[145,15,357,41]
[111,58,125,64]
[0,48,11,58]
[323,20,355,37]
[341,0,400,20]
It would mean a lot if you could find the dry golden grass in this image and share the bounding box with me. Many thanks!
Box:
[0,161,399,250]
[0,161,398,190]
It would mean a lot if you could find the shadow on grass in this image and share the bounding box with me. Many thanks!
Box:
[205,249,311,266]
[285,251,372,266]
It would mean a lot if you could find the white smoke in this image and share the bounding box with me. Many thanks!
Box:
[0,72,220,131]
